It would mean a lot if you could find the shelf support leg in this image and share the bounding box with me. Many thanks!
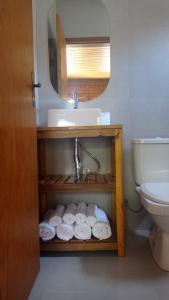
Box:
[111,138,116,225]
[115,129,125,256]
[37,140,48,221]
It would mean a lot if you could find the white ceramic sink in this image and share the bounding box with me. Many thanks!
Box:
[48,108,102,127]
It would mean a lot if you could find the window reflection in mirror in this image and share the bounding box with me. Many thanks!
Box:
[48,0,110,102]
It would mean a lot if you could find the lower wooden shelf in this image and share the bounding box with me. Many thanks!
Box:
[40,222,117,252]
[40,239,117,252]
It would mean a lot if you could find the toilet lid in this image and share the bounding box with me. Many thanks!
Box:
[140,183,169,204]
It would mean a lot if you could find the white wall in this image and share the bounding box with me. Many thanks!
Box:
[34,0,169,231]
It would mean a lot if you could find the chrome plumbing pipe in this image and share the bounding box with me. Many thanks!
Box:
[73,138,81,181]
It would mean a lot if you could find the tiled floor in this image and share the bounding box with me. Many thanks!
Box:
[29,234,169,300]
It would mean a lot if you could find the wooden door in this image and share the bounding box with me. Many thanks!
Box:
[0,1,39,299]
[56,14,67,99]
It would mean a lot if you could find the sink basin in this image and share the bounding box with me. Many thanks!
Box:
[48,108,102,127]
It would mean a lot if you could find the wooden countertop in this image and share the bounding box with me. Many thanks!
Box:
[37,124,122,139]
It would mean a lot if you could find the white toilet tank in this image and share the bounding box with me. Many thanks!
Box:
[132,138,169,185]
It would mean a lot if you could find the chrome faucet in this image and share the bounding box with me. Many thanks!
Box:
[72,90,79,109]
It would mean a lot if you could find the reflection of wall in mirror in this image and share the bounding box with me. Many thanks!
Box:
[48,0,109,39]
[48,0,110,101]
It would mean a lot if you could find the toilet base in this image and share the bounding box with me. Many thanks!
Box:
[149,225,169,271]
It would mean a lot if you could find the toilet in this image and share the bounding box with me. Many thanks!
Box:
[132,137,169,271]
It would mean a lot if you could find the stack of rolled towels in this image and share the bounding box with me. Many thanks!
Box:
[39,202,112,242]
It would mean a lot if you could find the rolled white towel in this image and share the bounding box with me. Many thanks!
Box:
[74,223,91,240]
[92,208,112,240]
[86,203,97,227]
[63,203,77,224]
[56,223,74,241]
[45,205,65,227]
[75,202,87,224]
[39,222,55,241]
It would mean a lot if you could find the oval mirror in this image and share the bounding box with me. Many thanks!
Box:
[48,0,110,102]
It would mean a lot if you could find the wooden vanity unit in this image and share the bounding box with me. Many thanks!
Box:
[37,125,125,256]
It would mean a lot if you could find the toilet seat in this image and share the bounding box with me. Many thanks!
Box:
[141,183,169,205]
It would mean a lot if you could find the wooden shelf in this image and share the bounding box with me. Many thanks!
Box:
[40,222,117,252]
[39,174,115,192]
[37,125,125,256]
